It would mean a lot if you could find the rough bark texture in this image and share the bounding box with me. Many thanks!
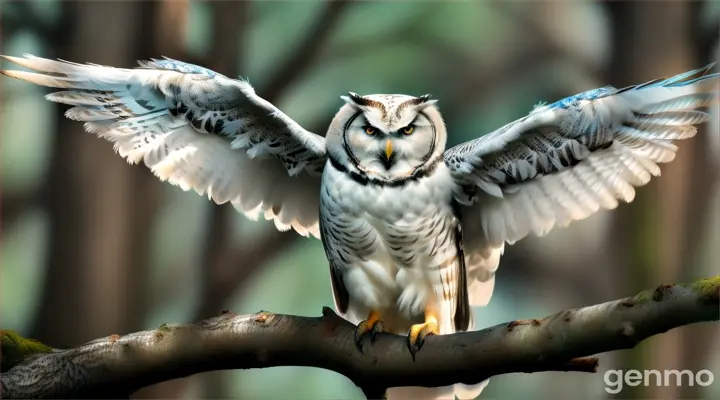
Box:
[2,276,718,399]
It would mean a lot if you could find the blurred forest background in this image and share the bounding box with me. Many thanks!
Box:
[1,0,719,399]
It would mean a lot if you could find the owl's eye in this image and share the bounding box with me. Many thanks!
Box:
[402,125,415,135]
[364,126,376,135]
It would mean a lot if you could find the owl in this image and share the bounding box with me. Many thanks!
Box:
[2,55,718,400]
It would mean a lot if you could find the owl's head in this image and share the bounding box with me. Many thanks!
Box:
[325,93,447,182]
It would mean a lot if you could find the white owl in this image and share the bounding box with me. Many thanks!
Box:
[2,55,718,400]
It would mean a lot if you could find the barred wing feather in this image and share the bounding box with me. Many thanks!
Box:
[445,64,719,305]
[1,54,328,238]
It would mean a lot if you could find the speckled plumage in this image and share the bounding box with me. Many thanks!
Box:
[320,159,468,333]
[2,54,718,400]
[1,54,326,237]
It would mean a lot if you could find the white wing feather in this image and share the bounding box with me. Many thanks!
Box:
[445,64,719,305]
[1,54,327,237]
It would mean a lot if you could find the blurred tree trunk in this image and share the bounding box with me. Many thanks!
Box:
[121,2,191,398]
[0,3,69,234]
[30,1,161,349]
[195,1,248,398]
[133,1,251,398]
[605,1,712,399]
[679,3,720,399]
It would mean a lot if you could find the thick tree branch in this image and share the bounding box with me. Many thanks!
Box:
[2,276,718,399]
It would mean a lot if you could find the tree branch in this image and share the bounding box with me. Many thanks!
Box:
[2,276,718,399]
[441,1,604,124]
[260,0,352,102]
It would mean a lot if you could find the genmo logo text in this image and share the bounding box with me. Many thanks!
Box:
[604,369,714,394]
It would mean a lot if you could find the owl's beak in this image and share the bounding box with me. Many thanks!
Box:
[385,140,393,160]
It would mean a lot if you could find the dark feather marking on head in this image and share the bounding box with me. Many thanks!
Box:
[347,92,370,106]
[416,110,438,165]
[339,110,440,187]
[347,92,387,120]
[395,94,432,120]
[341,112,365,172]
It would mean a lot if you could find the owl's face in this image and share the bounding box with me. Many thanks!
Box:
[325,93,447,182]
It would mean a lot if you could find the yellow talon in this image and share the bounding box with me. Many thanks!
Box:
[354,310,385,353]
[407,313,440,359]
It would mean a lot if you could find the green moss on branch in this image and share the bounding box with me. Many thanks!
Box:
[1,330,53,372]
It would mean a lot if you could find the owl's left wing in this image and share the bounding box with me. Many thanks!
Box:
[1,54,328,238]
[446,65,719,303]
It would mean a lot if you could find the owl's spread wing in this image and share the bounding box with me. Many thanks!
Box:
[1,54,328,238]
[446,64,718,302]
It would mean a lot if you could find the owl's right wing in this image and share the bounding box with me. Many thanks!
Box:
[1,54,328,238]
[446,64,718,304]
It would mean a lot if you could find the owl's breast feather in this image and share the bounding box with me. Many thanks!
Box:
[321,161,457,221]
[320,161,459,270]
[320,161,462,319]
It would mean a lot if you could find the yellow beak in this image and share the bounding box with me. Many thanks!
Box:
[385,140,393,160]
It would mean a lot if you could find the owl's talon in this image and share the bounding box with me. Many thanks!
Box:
[406,321,439,360]
[354,311,384,353]
[370,319,384,345]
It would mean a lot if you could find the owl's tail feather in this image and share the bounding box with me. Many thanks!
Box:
[453,381,490,400]
[384,316,488,400]
[385,381,488,400]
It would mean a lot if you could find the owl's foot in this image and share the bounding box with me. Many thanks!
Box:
[406,315,439,360]
[354,310,385,353]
